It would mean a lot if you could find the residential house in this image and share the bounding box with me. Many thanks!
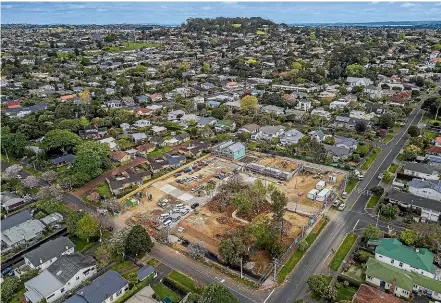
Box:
[133,119,151,128]
[365,102,385,115]
[261,105,284,116]
[136,143,156,157]
[24,253,96,303]
[280,129,305,146]
[346,77,373,87]
[365,85,383,99]
[122,97,136,107]
[197,116,217,128]
[168,110,185,121]
[110,151,131,163]
[335,137,358,150]
[179,141,210,158]
[408,178,441,201]
[151,93,163,102]
[295,99,312,111]
[131,133,148,144]
[310,130,330,143]
[365,258,441,300]
[426,146,441,157]
[252,125,285,141]
[149,136,166,147]
[1,191,27,213]
[164,153,186,168]
[330,99,350,110]
[136,108,151,117]
[107,168,151,195]
[120,123,131,131]
[79,126,107,140]
[147,157,170,173]
[436,137,441,147]
[324,145,352,162]
[40,213,64,227]
[402,162,439,180]
[106,100,122,109]
[164,137,180,147]
[349,110,376,121]
[352,284,402,303]
[136,266,157,281]
[207,100,221,108]
[388,190,441,222]
[285,109,308,122]
[151,126,167,135]
[238,124,260,135]
[215,120,236,132]
[15,237,74,277]
[99,137,119,151]
[334,116,371,130]
[1,210,45,251]
[212,141,246,160]
[311,107,332,120]
[4,103,48,118]
[174,133,190,144]
[65,270,128,303]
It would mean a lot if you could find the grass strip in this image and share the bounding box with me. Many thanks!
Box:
[329,234,358,271]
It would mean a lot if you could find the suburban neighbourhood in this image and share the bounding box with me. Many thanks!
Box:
[1,6,441,303]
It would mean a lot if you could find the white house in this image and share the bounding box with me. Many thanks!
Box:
[402,162,439,180]
[168,110,185,121]
[311,107,332,120]
[65,270,129,303]
[252,125,285,141]
[388,191,441,223]
[346,77,373,87]
[349,110,376,121]
[280,129,305,146]
[409,178,441,201]
[133,119,152,128]
[24,253,96,303]
[295,100,312,111]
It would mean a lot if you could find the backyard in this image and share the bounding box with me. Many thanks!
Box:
[152,283,182,302]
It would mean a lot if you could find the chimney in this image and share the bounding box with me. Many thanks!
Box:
[40,259,43,264]
[66,246,69,250]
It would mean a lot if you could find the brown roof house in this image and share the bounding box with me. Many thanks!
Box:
[110,151,131,163]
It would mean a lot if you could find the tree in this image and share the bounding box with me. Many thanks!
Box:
[407,125,421,137]
[380,203,399,220]
[211,106,228,120]
[66,211,84,234]
[402,145,419,161]
[76,215,99,242]
[125,225,154,257]
[400,229,418,246]
[202,63,211,73]
[1,277,21,302]
[382,171,393,184]
[370,186,384,196]
[218,232,247,266]
[378,113,395,129]
[198,284,238,303]
[298,239,309,252]
[346,64,365,77]
[74,141,111,183]
[1,128,28,159]
[36,200,64,214]
[271,189,288,235]
[2,164,23,180]
[22,175,39,189]
[355,121,367,133]
[41,170,58,184]
[41,129,82,154]
[36,184,64,201]
[95,243,114,268]
[240,95,258,112]
[363,224,382,242]
[237,131,251,142]
[307,275,336,301]
[188,241,207,259]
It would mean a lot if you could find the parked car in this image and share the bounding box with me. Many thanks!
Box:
[338,203,346,211]
[332,200,341,207]
[191,203,200,209]
[341,191,347,199]
[214,277,225,283]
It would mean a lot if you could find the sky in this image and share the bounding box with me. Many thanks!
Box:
[2,2,441,25]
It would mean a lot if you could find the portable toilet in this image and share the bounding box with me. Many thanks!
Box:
[316,180,326,190]
[307,189,319,200]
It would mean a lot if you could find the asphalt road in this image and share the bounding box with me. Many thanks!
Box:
[268,104,424,303]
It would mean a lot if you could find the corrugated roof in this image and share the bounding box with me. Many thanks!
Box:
[24,236,74,267]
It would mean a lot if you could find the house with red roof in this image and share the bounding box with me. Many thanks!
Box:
[7,100,21,109]
[136,108,151,117]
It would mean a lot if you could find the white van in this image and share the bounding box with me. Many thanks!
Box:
[163,219,172,226]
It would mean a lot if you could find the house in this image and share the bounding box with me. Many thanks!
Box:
[110,151,130,163]
[137,265,157,281]
[329,99,350,110]
[353,284,402,303]
[105,88,115,95]
[436,137,441,147]
[180,114,199,125]
[280,129,305,146]
[215,120,236,132]
[1,191,26,212]
[261,105,284,116]
[370,238,439,279]
[120,123,131,131]
[295,99,312,111]
[7,100,21,108]
[107,168,151,195]
[136,108,151,117]
[238,123,260,135]
[310,130,330,143]
[133,120,151,128]
[334,116,371,130]
[285,109,308,122]
[151,126,167,135]
[40,213,64,227]
[149,136,166,147]
[79,126,107,140]
[253,125,285,141]
[151,93,163,102]
[426,146,441,157]
[324,145,352,162]
[65,270,128,303]
[136,143,156,156]
[408,178,441,200]
[147,157,170,173]
[4,103,48,118]
[164,153,186,168]
[122,96,136,107]
[365,258,441,300]
[346,77,373,87]
[311,107,331,120]
[349,110,376,121]
[179,141,210,158]
[50,154,76,167]
[164,137,180,147]
[365,85,383,99]
[24,253,96,303]
[402,162,439,180]
[212,141,246,160]
[99,137,119,151]
[15,237,74,277]
[335,137,358,150]
[197,116,217,128]
[388,190,441,222]
[107,100,122,109]
[168,109,185,121]
[207,100,221,108]
[131,133,148,144]
[174,133,190,144]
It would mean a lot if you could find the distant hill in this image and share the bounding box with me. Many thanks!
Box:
[289,20,441,28]
[183,17,276,33]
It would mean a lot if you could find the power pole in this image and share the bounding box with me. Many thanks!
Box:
[273,258,278,282]
[240,257,243,279]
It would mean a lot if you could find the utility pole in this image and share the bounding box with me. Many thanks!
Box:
[240,257,243,279]
[273,258,278,282]
[376,209,380,228]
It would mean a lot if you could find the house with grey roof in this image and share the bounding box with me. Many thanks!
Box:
[131,132,148,144]
[1,191,26,212]
[65,270,128,303]
[324,145,352,162]
[335,137,358,150]
[24,253,96,303]
[388,190,441,222]
[197,116,217,128]
[280,129,305,146]
[402,162,439,181]
[137,265,157,281]
[16,236,75,277]
[409,178,441,201]
[252,125,285,141]
[238,123,260,135]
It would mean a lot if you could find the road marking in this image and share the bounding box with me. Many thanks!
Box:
[348,108,422,212]
[353,219,359,232]
[263,289,275,303]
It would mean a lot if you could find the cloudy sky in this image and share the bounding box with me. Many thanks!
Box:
[2,2,441,25]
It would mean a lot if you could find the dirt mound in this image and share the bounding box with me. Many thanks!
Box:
[216,216,228,224]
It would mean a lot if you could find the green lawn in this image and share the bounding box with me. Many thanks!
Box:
[345,179,358,194]
[360,147,381,170]
[72,237,96,253]
[277,219,328,283]
[147,258,161,267]
[168,270,200,293]
[105,42,161,53]
[388,163,398,173]
[256,30,266,35]
[112,260,134,272]
[96,182,112,198]
[152,283,182,303]
[335,281,358,301]
[329,234,358,271]
[384,133,394,143]
[148,146,173,157]
[429,119,441,126]
[366,195,380,208]
[424,131,439,141]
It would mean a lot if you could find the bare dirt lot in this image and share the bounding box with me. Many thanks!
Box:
[257,156,299,171]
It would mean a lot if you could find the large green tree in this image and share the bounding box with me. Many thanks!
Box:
[1,127,28,159]
[125,225,154,257]
[41,129,82,154]
[73,141,111,183]
[198,284,238,303]
[218,231,247,266]
[76,215,99,242]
